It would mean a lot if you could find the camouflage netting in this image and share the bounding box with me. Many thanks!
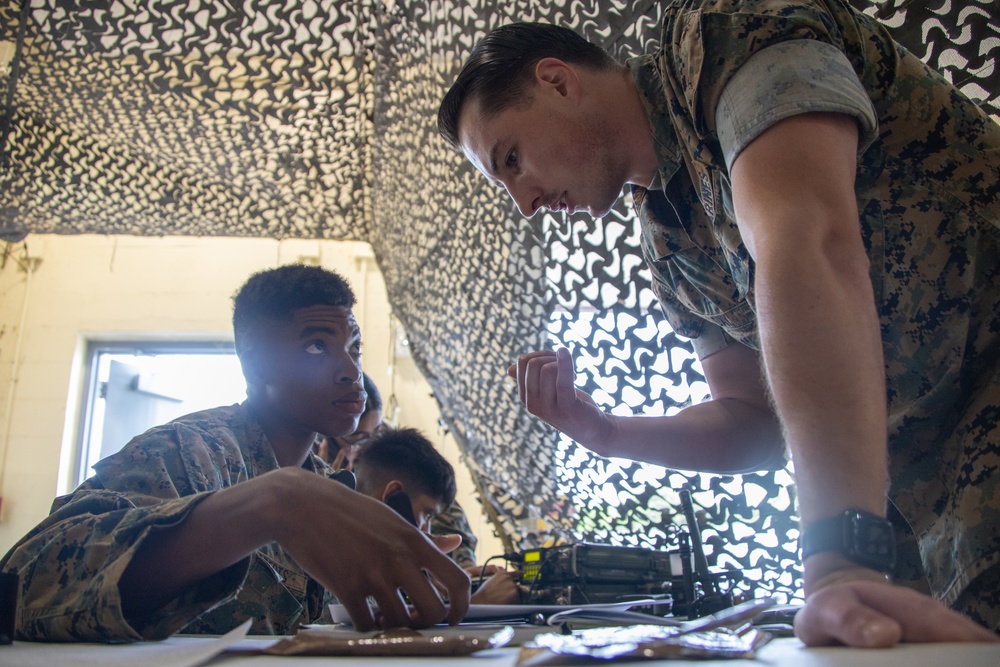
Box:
[2,0,997,602]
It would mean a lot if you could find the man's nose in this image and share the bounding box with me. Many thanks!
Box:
[506,182,542,218]
[339,361,362,384]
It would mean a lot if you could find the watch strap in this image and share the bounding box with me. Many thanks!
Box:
[800,513,845,560]
[800,509,896,573]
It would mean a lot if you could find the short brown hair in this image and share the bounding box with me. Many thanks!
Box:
[437,22,616,148]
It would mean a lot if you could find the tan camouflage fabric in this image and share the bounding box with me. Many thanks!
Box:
[431,501,479,569]
[0,403,332,641]
[630,0,1000,616]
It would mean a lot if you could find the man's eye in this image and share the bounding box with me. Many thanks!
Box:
[505,149,518,168]
[305,341,326,354]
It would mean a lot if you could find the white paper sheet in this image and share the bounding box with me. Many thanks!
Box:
[1,619,251,667]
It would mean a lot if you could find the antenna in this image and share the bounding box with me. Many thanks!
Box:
[678,487,737,616]
[679,488,718,596]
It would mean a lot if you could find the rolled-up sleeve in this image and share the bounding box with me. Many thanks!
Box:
[716,39,878,171]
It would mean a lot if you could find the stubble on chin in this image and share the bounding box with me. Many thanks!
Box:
[583,173,627,219]
[580,121,629,219]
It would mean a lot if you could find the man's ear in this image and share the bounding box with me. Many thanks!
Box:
[379,479,404,504]
[534,57,580,99]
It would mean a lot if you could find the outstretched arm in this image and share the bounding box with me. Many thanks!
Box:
[509,339,784,474]
[730,111,997,645]
[119,467,470,631]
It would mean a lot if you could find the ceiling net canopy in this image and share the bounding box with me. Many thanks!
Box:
[2,0,997,602]
[0,0,373,238]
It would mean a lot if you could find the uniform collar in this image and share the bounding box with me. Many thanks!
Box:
[627,54,683,192]
[242,401,321,475]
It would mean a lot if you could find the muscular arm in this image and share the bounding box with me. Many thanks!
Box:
[604,341,783,472]
[731,112,997,646]
[119,467,469,632]
[511,340,784,475]
[729,111,888,576]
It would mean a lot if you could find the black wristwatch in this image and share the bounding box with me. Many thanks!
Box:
[800,509,896,573]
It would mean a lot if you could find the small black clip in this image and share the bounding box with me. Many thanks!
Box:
[0,571,17,644]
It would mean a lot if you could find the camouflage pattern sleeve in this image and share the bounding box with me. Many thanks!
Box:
[431,500,478,569]
[715,39,878,171]
[0,489,249,642]
[0,412,259,641]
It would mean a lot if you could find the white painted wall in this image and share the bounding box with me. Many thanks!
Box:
[0,233,503,562]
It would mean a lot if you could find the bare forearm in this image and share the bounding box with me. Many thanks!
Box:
[513,343,783,474]
[755,244,887,525]
[730,113,889,529]
[599,399,784,473]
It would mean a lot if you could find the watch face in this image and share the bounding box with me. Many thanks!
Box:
[846,511,896,572]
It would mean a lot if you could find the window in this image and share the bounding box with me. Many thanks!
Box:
[74,340,247,487]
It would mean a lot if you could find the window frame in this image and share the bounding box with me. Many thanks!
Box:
[71,338,240,488]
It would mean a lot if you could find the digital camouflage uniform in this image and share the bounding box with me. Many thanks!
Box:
[431,500,479,569]
[0,403,333,641]
[630,0,1000,622]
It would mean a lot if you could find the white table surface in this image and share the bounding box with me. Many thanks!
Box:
[216,637,1000,667]
[2,629,1000,667]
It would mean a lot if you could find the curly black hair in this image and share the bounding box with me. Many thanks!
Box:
[232,264,355,356]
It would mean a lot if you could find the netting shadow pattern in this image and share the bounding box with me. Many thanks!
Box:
[2,0,997,603]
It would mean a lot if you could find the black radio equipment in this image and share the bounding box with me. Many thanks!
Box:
[506,489,742,618]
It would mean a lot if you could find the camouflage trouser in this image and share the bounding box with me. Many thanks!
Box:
[953,563,1000,634]
[889,503,931,595]
[891,503,1000,634]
